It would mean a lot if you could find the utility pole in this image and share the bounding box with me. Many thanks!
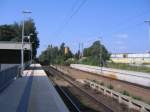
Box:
[21,13,25,76]
[79,43,81,59]
[50,45,52,65]
[81,42,84,58]
[99,37,103,73]
[145,21,150,51]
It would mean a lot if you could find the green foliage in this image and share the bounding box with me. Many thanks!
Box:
[24,19,40,58]
[39,43,73,65]
[82,41,110,66]
[100,82,104,86]
[122,90,130,96]
[65,58,77,66]
[121,90,142,101]
[0,19,40,58]
[79,56,100,66]
[132,96,142,101]
[107,84,114,89]
[106,62,150,73]
[0,25,17,41]
[39,40,110,66]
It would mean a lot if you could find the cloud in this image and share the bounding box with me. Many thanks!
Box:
[118,46,127,50]
[114,34,128,39]
[115,40,123,45]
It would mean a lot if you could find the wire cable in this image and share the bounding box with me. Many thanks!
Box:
[54,0,87,37]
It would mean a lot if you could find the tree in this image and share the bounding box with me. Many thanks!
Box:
[22,19,40,58]
[60,43,65,54]
[39,43,73,65]
[0,19,40,58]
[82,40,110,66]
[0,25,16,41]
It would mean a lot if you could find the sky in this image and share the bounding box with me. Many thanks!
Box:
[0,0,150,55]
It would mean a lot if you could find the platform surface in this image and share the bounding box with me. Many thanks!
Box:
[0,64,69,112]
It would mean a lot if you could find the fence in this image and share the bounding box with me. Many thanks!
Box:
[0,64,19,91]
[85,80,150,112]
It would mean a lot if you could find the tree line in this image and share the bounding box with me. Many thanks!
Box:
[0,19,110,66]
[39,40,110,66]
[39,43,73,65]
[0,19,40,58]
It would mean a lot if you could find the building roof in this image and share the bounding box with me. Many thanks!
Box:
[0,42,31,50]
[0,42,31,64]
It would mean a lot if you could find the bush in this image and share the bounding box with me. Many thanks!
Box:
[64,58,75,66]
[106,62,150,73]
[100,82,104,86]
[132,96,142,101]
[107,84,114,89]
[79,56,100,66]
[122,90,130,96]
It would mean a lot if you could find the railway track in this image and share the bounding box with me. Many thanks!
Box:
[70,67,150,90]
[70,64,150,88]
[44,66,114,112]
[44,67,80,112]
[57,65,150,103]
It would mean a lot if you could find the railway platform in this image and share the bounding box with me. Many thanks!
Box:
[0,64,69,112]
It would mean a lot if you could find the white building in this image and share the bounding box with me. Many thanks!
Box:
[111,53,150,64]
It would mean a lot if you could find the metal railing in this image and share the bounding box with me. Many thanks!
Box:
[85,80,150,112]
[0,64,19,91]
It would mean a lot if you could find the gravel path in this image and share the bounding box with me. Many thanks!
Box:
[57,66,150,104]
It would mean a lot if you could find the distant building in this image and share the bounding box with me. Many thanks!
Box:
[64,47,69,55]
[111,53,150,64]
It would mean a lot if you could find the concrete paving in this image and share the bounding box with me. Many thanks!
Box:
[0,64,69,112]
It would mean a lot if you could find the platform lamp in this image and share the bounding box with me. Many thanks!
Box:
[21,10,32,76]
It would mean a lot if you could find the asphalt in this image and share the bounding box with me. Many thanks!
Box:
[0,64,69,112]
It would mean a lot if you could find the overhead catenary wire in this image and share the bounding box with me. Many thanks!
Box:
[52,1,150,54]
[55,1,149,43]
[54,0,87,38]
[68,9,150,50]
[103,8,150,37]
[113,9,150,29]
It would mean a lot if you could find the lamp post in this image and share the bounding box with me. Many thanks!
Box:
[21,11,32,76]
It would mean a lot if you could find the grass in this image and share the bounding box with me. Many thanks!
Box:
[106,62,150,73]
[121,90,143,101]
[132,95,142,101]
[100,82,104,86]
[122,90,130,96]
[107,84,114,89]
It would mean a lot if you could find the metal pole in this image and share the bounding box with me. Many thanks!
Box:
[81,42,83,58]
[21,14,25,76]
[50,45,52,65]
[21,11,32,76]
[79,43,80,59]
